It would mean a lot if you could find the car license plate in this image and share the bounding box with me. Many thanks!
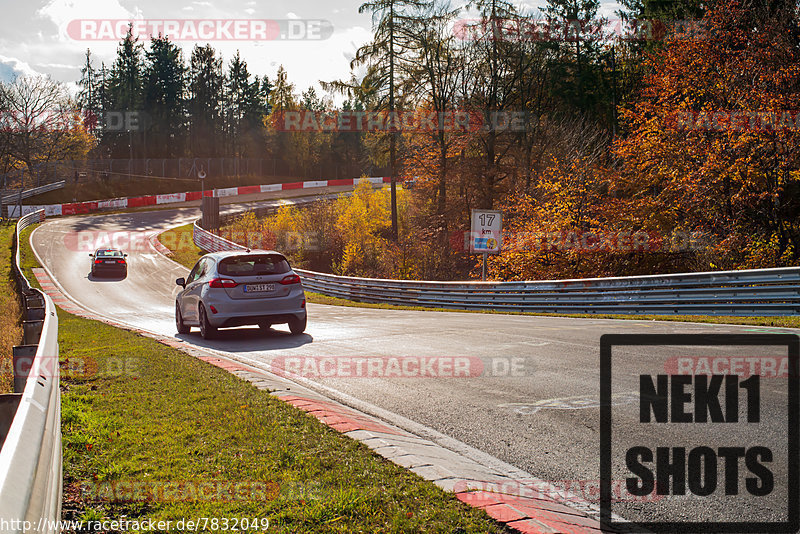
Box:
[244,283,274,293]
[104,260,116,264]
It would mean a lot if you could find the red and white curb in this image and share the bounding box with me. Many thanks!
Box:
[33,264,626,534]
[148,232,173,256]
[12,177,391,218]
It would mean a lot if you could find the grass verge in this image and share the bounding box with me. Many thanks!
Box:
[157,224,799,330]
[156,224,205,271]
[17,225,506,533]
[0,222,22,393]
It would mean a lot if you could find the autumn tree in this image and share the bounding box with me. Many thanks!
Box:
[0,76,94,183]
[613,0,800,269]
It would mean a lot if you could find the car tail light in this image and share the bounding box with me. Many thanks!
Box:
[279,274,301,285]
[208,278,238,288]
[209,305,218,314]
[116,259,125,264]
[301,299,306,308]
[94,260,102,264]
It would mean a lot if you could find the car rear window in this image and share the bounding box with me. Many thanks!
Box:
[218,255,290,276]
[96,250,122,257]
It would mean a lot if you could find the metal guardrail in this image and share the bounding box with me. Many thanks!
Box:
[0,210,62,533]
[193,220,248,253]
[296,268,800,316]
[192,206,800,317]
[192,196,328,253]
[3,181,66,216]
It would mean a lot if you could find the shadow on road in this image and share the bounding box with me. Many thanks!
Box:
[87,272,127,282]
[175,326,313,351]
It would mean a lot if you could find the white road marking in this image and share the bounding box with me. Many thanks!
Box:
[499,392,640,415]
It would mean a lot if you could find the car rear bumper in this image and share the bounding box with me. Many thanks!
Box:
[202,291,306,328]
[215,311,306,328]
[92,265,127,275]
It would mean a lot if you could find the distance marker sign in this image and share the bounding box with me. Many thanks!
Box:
[470,209,502,254]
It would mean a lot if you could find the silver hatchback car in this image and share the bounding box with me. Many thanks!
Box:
[175,250,307,339]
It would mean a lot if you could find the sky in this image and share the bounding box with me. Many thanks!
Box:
[0,0,624,98]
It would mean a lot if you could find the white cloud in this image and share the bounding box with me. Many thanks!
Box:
[35,62,81,70]
[37,0,134,42]
[0,55,42,83]
[249,25,371,96]
[38,0,133,25]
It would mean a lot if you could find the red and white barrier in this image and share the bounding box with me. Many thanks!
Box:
[6,177,391,218]
[156,193,186,204]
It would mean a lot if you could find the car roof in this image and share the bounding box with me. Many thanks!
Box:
[94,248,123,254]
[201,250,286,261]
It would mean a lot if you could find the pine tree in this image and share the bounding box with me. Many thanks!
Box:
[354,0,428,240]
[188,44,224,157]
[104,25,144,158]
[143,35,187,158]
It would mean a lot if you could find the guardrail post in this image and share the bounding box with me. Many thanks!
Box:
[25,302,45,321]
[0,395,22,449]
[23,320,44,345]
[26,294,44,308]
[11,345,37,394]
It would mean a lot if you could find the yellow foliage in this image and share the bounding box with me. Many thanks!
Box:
[220,180,410,278]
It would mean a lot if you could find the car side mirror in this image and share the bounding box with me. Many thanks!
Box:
[124,253,128,257]
[89,253,93,257]
[176,277,186,288]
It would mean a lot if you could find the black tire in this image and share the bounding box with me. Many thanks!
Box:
[288,315,307,335]
[199,304,217,339]
[176,302,190,334]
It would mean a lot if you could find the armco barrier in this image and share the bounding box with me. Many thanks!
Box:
[193,211,800,317]
[0,210,61,533]
[296,268,800,316]
[2,180,66,207]
[8,176,391,218]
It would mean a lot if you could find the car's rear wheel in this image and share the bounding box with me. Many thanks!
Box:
[288,315,306,335]
[176,302,189,334]
[199,304,217,339]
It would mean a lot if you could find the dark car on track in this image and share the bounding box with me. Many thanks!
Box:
[90,248,128,277]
